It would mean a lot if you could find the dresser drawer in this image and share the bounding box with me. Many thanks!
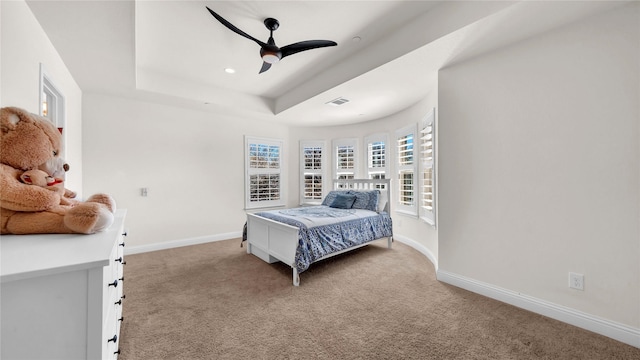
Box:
[103,306,119,360]
[103,245,121,320]
[103,222,126,359]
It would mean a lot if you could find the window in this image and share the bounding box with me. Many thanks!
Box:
[365,134,388,189]
[333,138,358,188]
[300,141,325,205]
[420,109,436,226]
[245,136,285,209]
[39,63,65,146]
[396,124,417,215]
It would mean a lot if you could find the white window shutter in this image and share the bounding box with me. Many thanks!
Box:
[332,138,358,189]
[245,136,285,209]
[395,125,417,215]
[420,108,436,226]
[300,141,325,205]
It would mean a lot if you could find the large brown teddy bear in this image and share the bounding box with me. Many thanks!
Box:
[1,106,116,234]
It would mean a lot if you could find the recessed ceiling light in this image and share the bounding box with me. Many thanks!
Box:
[224,68,236,74]
[352,36,361,43]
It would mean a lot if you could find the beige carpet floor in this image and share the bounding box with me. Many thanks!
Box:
[118,239,639,359]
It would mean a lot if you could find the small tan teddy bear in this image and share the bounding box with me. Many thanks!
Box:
[20,169,74,206]
[38,156,77,199]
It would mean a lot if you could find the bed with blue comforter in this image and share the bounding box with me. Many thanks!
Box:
[246,182,393,286]
[256,205,393,274]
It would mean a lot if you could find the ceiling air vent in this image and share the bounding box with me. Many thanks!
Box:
[326,97,350,106]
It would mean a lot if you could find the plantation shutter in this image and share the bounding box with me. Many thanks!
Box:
[398,134,414,206]
[396,124,417,215]
[245,137,285,209]
[333,139,358,189]
[301,141,324,204]
[336,145,355,176]
[420,109,436,226]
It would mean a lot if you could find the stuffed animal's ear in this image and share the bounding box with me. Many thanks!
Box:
[0,108,22,134]
[21,174,33,184]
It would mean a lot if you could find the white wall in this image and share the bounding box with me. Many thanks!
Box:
[438,2,639,330]
[0,0,83,193]
[82,93,289,249]
[288,90,439,264]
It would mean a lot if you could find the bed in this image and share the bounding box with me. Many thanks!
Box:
[246,179,393,286]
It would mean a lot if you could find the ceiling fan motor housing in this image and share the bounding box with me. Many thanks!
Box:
[264,18,280,31]
[260,46,282,63]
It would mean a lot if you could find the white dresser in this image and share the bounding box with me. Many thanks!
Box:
[1,209,127,360]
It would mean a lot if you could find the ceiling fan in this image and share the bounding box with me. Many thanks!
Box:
[206,6,337,74]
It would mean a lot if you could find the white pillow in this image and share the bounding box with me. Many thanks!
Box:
[377,189,388,213]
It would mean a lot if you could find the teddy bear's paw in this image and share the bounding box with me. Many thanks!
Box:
[90,208,115,233]
[64,189,77,199]
[64,203,114,234]
[86,193,116,213]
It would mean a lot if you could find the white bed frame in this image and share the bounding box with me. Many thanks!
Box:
[246,179,392,286]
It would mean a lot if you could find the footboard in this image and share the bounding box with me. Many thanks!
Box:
[246,213,302,285]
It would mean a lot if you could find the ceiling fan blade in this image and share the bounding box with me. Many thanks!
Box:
[259,62,272,74]
[280,40,337,58]
[206,7,267,47]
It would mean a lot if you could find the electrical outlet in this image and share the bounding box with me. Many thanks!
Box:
[569,272,584,291]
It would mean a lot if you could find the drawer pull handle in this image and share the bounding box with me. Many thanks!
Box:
[121,294,126,300]
[119,242,126,247]
[115,299,122,305]
[114,349,121,355]
[108,280,118,288]
[108,335,117,343]
[119,276,125,281]
[115,257,126,265]
[119,317,124,322]
[122,231,128,237]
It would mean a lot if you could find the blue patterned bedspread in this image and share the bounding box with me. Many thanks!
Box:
[255,207,393,273]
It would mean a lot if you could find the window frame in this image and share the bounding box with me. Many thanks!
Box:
[39,63,66,149]
[244,136,285,210]
[299,140,326,205]
[419,109,436,226]
[395,124,418,216]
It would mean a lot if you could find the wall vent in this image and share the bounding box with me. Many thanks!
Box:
[326,97,350,106]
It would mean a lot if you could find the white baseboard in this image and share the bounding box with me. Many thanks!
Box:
[437,269,640,348]
[124,231,242,255]
[392,234,438,270]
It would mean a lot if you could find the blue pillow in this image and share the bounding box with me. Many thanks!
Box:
[348,190,380,212]
[322,190,350,206]
[329,194,357,209]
